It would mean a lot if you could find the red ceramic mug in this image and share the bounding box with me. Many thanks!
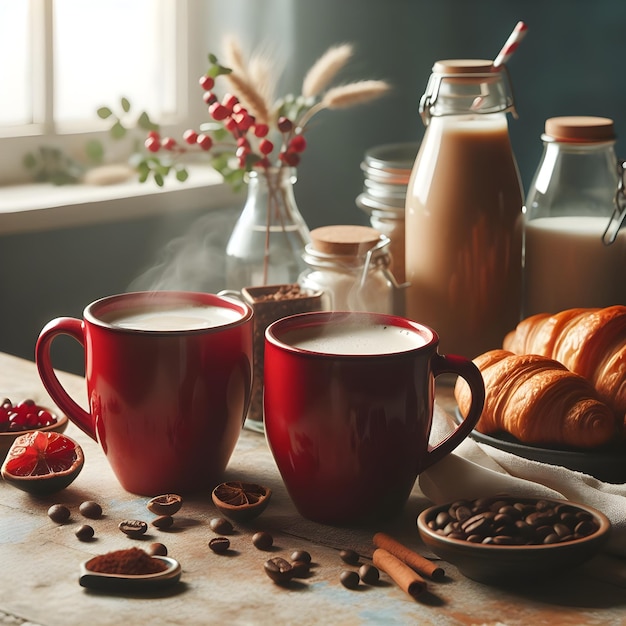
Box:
[264,311,484,525]
[36,291,253,495]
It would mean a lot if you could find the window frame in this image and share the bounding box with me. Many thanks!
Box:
[0,0,209,187]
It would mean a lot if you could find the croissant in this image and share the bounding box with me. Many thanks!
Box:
[503,306,626,426]
[454,349,619,448]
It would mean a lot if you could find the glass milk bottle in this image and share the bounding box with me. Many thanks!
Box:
[405,59,523,358]
[524,116,626,316]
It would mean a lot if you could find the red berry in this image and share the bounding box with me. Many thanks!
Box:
[259,139,274,155]
[209,102,229,121]
[147,130,160,141]
[203,91,217,105]
[233,112,253,132]
[183,129,198,144]
[196,134,213,150]
[255,157,271,169]
[161,137,177,150]
[279,151,300,166]
[145,136,160,153]
[253,123,269,138]
[37,409,55,426]
[236,145,249,160]
[224,117,239,133]
[277,117,293,133]
[289,135,307,153]
[199,75,215,91]
[222,93,239,111]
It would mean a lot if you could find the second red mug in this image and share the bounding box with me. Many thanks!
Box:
[264,311,484,525]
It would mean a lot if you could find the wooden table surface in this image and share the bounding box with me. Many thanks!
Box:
[1,351,626,626]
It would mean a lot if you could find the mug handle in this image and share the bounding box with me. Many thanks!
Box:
[35,317,97,441]
[420,353,485,472]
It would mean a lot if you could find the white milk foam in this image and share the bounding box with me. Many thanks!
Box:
[108,304,241,331]
[283,323,427,355]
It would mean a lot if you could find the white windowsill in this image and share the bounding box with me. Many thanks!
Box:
[0,165,241,235]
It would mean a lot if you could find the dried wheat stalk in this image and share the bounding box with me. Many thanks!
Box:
[302,43,353,98]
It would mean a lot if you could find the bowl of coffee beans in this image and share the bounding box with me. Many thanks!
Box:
[417,495,610,584]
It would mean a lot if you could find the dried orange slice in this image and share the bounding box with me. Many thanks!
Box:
[1,431,84,495]
[211,481,271,522]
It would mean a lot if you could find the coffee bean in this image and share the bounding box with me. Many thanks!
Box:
[290,560,310,578]
[147,493,183,516]
[152,515,174,529]
[119,520,148,537]
[252,531,273,550]
[264,557,294,585]
[75,524,94,541]
[339,549,360,565]
[339,570,360,589]
[47,504,70,524]
[291,550,311,564]
[147,542,168,556]
[209,517,233,534]
[359,564,380,585]
[454,505,473,522]
[79,501,102,519]
[209,537,230,553]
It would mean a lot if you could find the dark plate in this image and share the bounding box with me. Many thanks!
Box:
[455,408,626,484]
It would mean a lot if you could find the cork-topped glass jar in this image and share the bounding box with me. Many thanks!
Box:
[298,225,400,314]
[524,116,626,315]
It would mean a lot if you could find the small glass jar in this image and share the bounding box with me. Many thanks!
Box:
[524,116,626,315]
[356,142,418,286]
[298,225,399,314]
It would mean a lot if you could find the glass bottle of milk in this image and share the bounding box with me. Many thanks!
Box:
[523,116,626,316]
[405,60,523,358]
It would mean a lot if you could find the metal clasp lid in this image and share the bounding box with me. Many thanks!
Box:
[418,65,517,127]
[602,159,626,245]
[359,236,409,291]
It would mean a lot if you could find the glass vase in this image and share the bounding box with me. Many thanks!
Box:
[225,166,311,289]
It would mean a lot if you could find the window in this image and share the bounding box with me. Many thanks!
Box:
[0,0,205,186]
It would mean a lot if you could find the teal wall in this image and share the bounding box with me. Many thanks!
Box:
[206,0,626,227]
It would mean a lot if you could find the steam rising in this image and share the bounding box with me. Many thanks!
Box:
[128,210,237,293]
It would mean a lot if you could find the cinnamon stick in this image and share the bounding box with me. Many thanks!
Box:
[372,548,427,599]
[373,532,445,581]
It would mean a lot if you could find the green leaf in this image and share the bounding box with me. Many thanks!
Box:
[137,111,159,131]
[121,97,131,113]
[137,166,149,183]
[210,153,231,173]
[224,168,246,190]
[175,167,189,182]
[85,139,104,164]
[212,127,230,141]
[97,106,113,119]
[207,64,221,79]
[110,121,126,140]
[208,53,218,64]
[155,162,171,177]
[153,172,164,187]
[23,153,37,169]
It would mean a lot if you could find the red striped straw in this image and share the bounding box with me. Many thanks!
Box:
[493,21,528,69]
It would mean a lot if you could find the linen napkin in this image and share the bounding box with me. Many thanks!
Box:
[419,403,626,557]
